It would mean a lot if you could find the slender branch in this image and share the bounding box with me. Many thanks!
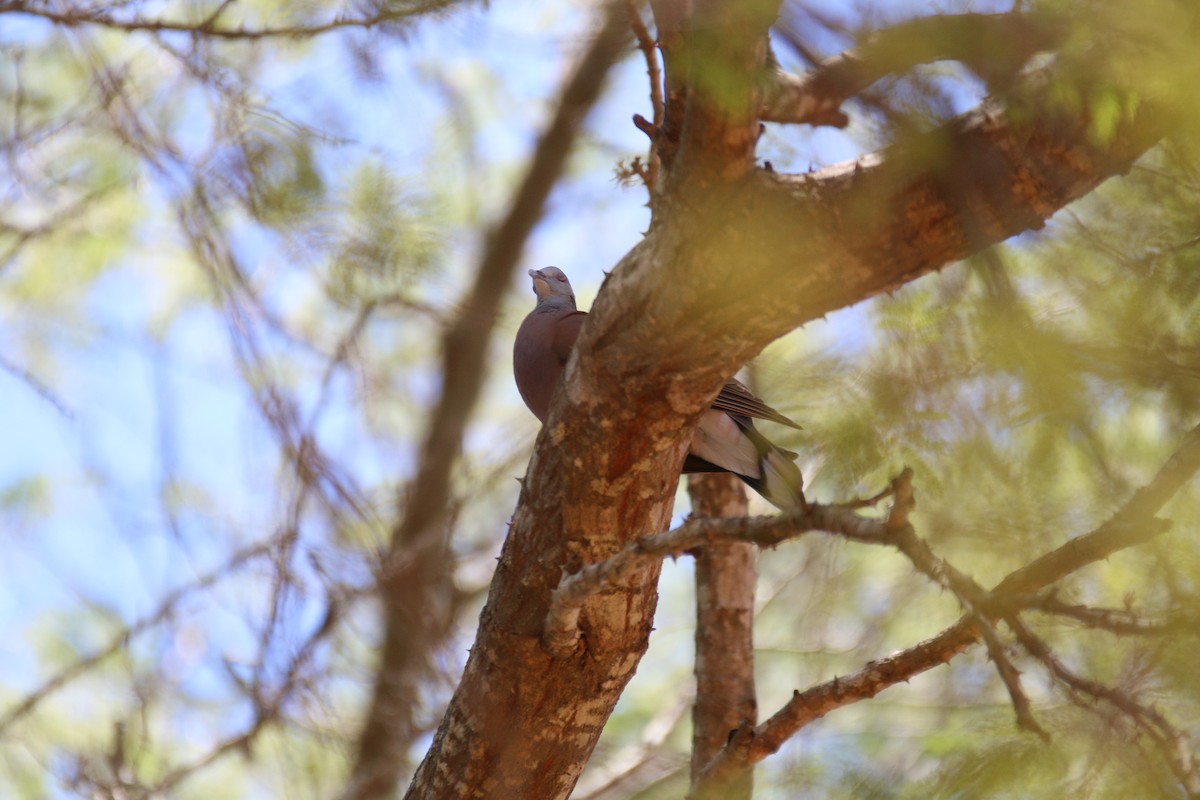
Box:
[626,0,663,193]
[886,516,1047,737]
[1005,613,1200,796]
[977,613,1047,740]
[692,620,982,796]
[884,466,915,529]
[837,480,898,510]
[0,0,460,40]
[544,503,897,655]
[1030,594,1200,636]
[875,469,1046,738]
[994,423,1200,598]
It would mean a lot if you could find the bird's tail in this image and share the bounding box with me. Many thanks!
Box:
[738,427,806,511]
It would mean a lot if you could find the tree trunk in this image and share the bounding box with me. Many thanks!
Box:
[688,473,756,800]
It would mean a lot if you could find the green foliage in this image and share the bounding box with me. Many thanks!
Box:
[327,162,441,306]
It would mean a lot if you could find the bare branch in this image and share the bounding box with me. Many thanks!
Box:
[994,422,1200,598]
[884,466,915,529]
[543,501,900,654]
[692,620,981,796]
[882,516,1048,739]
[1030,594,1200,636]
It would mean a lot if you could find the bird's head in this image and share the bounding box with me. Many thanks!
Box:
[528,267,576,308]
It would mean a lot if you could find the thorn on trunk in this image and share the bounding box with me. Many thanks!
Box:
[632,113,659,140]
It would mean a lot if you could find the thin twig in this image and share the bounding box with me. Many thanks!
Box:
[1029,594,1200,636]
[1005,613,1200,795]
[543,503,894,656]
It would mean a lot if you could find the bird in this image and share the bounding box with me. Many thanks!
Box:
[513,266,806,511]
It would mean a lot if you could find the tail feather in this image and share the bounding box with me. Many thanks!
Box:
[735,425,806,512]
[688,409,806,511]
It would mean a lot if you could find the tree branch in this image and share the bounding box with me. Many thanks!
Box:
[679,79,1163,360]
[1005,613,1200,796]
[0,0,461,40]
[1030,594,1200,636]
[993,422,1200,597]
[691,423,1200,794]
[543,502,899,655]
[409,7,1185,798]
[649,0,781,185]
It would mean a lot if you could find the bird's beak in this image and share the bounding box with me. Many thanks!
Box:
[528,268,548,296]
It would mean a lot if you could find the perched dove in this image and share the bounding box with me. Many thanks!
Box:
[513,267,805,510]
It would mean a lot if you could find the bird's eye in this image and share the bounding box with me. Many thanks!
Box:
[556,274,566,282]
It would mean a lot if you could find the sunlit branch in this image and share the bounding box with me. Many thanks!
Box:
[543,503,894,656]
